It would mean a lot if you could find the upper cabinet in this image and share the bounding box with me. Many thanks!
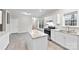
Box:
[64,11,78,26]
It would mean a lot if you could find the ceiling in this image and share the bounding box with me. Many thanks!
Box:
[7,9,57,18]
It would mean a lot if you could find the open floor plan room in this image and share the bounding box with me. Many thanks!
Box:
[0,9,79,50]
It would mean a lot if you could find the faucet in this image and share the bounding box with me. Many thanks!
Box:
[66,26,70,32]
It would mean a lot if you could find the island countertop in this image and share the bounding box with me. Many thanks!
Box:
[30,29,48,39]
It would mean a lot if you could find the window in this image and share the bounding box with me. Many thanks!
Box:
[0,10,3,31]
[64,11,77,26]
[0,10,2,24]
[39,18,44,28]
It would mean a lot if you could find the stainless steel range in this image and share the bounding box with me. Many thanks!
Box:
[44,26,56,40]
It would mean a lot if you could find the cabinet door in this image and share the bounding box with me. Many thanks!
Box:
[73,37,77,50]
[0,34,9,50]
[65,34,77,50]
[58,32,65,47]
[32,36,48,50]
[41,36,48,50]
[54,31,65,46]
[51,29,55,41]
[77,36,79,49]
[32,38,42,50]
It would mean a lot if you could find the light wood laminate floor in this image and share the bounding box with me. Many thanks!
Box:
[48,41,64,50]
[6,33,64,50]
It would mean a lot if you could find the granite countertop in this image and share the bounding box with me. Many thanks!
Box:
[30,29,48,39]
[0,32,6,36]
[54,29,79,36]
[0,32,9,37]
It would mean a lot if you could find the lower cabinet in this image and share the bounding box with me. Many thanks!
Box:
[26,35,48,50]
[77,37,79,50]
[55,31,65,47]
[64,34,77,50]
[31,36,48,50]
[0,33,9,50]
[51,30,78,50]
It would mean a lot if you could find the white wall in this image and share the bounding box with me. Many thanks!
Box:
[9,18,18,33]
[18,15,32,33]
[9,14,32,33]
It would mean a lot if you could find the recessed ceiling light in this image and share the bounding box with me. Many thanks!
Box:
[22,12,31,15]
[39,9,43,12]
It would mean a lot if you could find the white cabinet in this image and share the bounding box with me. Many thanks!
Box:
[51,30,78,50]
[64,34,77,49]
[51,30,65,47]
[0,33,9,50]
[77,36,79,49]
[51,29,55,40]
[54,31,65,47]
[41,36,48,49]
[31,36,48,50]
[26,30,48,50]
[32,38,42,50]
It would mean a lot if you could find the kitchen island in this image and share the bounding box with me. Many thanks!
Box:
[26,29,48,50]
